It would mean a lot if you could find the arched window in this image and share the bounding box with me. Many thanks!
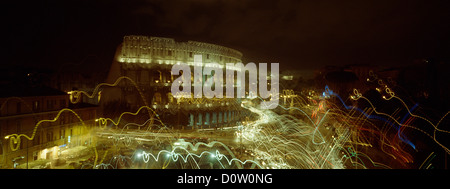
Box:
[167,92,174,103]
[152,93,162,105]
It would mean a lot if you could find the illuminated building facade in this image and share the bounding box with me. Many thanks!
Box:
[101,35,250,129]
[0,85,96,169]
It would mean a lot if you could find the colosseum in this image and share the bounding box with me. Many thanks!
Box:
[100,35,251,129]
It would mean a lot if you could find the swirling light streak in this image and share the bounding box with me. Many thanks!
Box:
[137,147,263,169]
[7,71,447,169]
[349,87,450,154]
[4,108,86,151]
[96,105,166,129]
[68,76,155,126]
[235,98,346,169]
[324,85,416,150]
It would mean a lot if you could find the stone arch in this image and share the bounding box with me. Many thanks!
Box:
[196,113,202,126]
[223,111,227,123]
[140,70,149,84]
[167,92,174,104]
[189,113,194,126]
[218,112,222,124]
[204,112,210,126]
[212,112,217,126]
[151,70,162,83]
[152,92,162,105]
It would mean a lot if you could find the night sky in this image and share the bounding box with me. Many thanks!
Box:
[4,0,450,74]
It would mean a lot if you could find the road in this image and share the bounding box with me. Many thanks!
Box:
[79,98,347,169]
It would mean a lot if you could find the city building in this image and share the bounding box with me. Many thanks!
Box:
[46,70,105,105]
[0,81,97,169]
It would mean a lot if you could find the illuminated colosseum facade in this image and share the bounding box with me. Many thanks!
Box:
[101,35,250,129]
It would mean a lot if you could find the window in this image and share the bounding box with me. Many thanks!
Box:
[168,92,174,103]
[60,128,65,139]
[46,131,53,142]
[206,54,210,59]
[33,101,40,112]
[60,114,65,125]
[152,93,162,105]
[16,119,21,132]
[60,99,66,109]
[189,52,193,58]
[47,100,52,110]
[34,133,41,146]
[168,50,172,56]
[16,102,21,114]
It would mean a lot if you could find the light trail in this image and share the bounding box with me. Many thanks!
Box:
[6,74,448,169]
[237,98,346,169]
[4,108,86,151]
